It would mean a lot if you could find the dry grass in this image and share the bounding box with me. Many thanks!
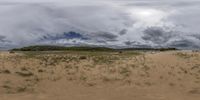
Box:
[0,51,200,100]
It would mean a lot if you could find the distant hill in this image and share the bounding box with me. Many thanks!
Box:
[11,45,178,51]
[119,47,178,51]
[11,45,114,51]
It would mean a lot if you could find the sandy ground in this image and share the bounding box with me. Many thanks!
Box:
[0,51,200,100]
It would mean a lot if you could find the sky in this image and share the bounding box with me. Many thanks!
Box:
[0,0,200,49]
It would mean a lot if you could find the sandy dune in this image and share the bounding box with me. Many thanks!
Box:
[0,51,200,100]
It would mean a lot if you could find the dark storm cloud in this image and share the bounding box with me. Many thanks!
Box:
[168,39,200,49]
[124,41,152,48]
[141,27,200,49]
[91,31,118,42]
[0,35,5,42]
[0,35,13,50]
[124,41,138,46]
[190,34,200,40]
[142,27,174,45]
[0,35,10,43]
[39,31,118,45]
[41,32,88,41]
[119,29,127,35]
[124,40,153,48]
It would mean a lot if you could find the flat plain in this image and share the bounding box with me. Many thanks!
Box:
[0,50,200,100]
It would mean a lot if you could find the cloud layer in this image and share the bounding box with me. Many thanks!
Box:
[0,0,200,49]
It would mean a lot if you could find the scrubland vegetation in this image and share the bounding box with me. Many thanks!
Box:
[0,48,200,100]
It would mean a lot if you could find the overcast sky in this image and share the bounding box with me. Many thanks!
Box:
[0,0,200,49]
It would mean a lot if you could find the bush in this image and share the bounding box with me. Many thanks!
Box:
[79,56,87,60]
